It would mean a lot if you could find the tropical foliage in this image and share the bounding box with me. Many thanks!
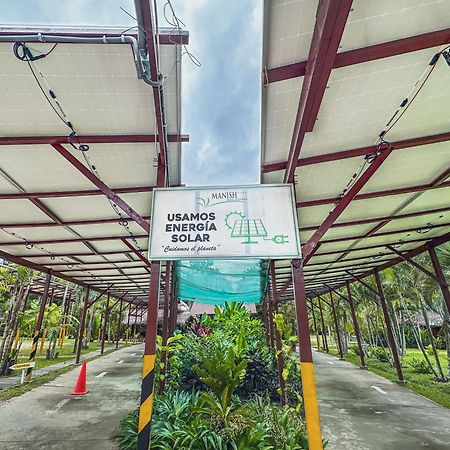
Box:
[116,302,316,449]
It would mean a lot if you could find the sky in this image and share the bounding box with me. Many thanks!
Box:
[0,0,263,186]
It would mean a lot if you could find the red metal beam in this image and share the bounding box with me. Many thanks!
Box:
[0,134,188,146]
[139,0,167,167]
[0,187,153,202]
[16,250,132,258]
[299,206,450,232]
[362,166,450,238]
[312,167,450,268]
[386,244,447,287]
[121,238,151,268]
[0,248,131,298]
[312,236,430,258]
[265,131,450,173]
[0,233,147,247]
[45,261,146,268]
[284,0,352,183]
[52,143,150,233]
[266,27,450,84]
[317,231,450,296]
[316,221,450,246]
[298,179,450,208]
[302,147,393,263]
[0,216,151,229]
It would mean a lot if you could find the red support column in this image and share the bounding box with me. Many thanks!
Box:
[329,292,344,359]
[292,260,323,450]
[317,296,329,353]
[428,246,450,315]
[115,299,124,349]
[159,261,171,394]
[267,292,275,348]
[374,270,404,382]
[261,294,270,346]
[346,282,366,369]
[311,300,321,351]
[25,271,51,382]
[101,295,110,355]
[270,264,286,405]
[168,264,178,336]
[126,305,132,344]
[137,261,161,450]
[76,287,90,364]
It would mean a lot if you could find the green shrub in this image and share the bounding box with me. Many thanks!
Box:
[116,302,319,449]
[236,347,278,400]
[115,410,138,450]
[349,344,360,356]
[246,396,316,450]
[409,357,433,374]
[368,347,390,363]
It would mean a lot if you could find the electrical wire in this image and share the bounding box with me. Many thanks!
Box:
[163,0,201,68]
[12,42,147,262]
[0,228,101,280]
[379,43,450,140]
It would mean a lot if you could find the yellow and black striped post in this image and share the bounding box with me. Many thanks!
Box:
[291,259,323,450]
[137,261,161,450]
[26,271,52,382]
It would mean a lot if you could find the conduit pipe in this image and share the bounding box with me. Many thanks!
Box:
[0,33,163,88]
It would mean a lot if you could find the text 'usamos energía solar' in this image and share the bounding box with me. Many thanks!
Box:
[165,213,218,243]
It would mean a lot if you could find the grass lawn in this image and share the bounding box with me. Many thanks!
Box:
[321,341,450,409]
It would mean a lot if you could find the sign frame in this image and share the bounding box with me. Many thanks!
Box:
[148,183,301,260]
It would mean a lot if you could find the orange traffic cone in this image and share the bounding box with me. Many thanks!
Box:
[71,361,88,395]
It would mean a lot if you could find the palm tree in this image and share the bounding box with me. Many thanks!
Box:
[385,261,446,381]
[0,265,35,375]
[436,243,450,377]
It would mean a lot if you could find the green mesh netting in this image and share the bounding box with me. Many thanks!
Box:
[175,259,268,305]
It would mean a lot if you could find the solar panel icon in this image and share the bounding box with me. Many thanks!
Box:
[231,218,268,244]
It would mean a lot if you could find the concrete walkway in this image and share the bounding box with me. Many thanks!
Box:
[0,344,122,390]
[314,350,450,450]
[0,344,142,449]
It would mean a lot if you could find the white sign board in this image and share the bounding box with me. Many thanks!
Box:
[149,184,301,260]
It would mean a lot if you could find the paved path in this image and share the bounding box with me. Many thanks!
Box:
[0,344,142,449]
[0,344,122,390]
[314,350,450,450]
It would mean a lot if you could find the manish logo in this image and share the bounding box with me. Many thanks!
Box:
[198,191,247,207]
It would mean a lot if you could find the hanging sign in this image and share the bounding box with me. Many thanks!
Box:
[148,184,301,260]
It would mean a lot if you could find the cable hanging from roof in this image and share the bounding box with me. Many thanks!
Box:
[12,41,146,255]
[332,43,450,207]
[379,44,450,140]
[310,46,450,283]
[0,227,101,280]
[0,226,149,295]
[163,0,201,68]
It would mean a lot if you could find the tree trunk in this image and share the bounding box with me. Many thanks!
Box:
[0,282,30,375]
[391,304,403,357]
[400,310,406,356]
[0,287,17,365]
[419,297,445,380]
[400,297,438,378]
[85,305,95,349]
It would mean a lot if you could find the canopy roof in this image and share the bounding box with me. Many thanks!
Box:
[0,20,186,306]
[261,1,450,298]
